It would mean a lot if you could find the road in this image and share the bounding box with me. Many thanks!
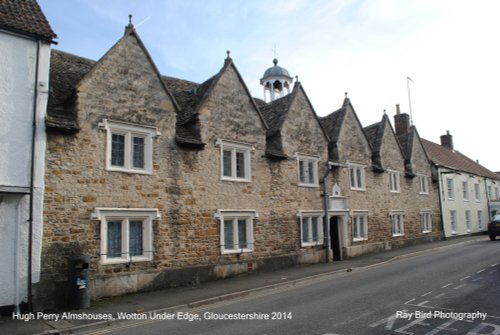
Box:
[80,239,500,335]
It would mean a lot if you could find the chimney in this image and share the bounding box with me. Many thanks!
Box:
[394,104,410,136]
[440,130,454,150]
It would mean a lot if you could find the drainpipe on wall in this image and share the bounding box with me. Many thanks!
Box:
[484,177,492,221]
[436,166,446,241]
[27,39,41,312]
[322,164,332,264]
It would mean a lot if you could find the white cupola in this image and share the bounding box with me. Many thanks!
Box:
[260,58,293,102]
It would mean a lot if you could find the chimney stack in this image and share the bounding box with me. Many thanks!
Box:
[394,104,410,136]
[440,130,454,150]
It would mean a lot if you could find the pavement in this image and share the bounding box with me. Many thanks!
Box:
[0,234,488,335]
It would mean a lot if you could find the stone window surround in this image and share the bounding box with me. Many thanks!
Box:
[294,153,320,188]
[351,210,368,242]
[390,210,405,237]
[420,210,432,233]
[446,178,455,200]
[418,174,429,195]
[214,209,257,254]
[450,210,457,234]
[462,181,469,201]
[388,169,401,193]
[478,210,483,230]
[91,207,160,265]
[465,210,472,232]
[215,138,254,183]
[474,183,481,202]
[298,210,324,247]
[348,163,366,191]
[99,119,159,175]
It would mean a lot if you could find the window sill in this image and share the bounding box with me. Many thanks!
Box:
[353,237,367,242]
[221,177,251,183]
[422,230,432,234]
[101,256,153,265]
[350,187,366,192]
[301,242,322,247]
[107,167,152,175]
[392,233,405,237]
[298,183,319,188]
[221,248,253,255]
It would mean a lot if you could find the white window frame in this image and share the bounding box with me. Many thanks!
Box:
[100,119,158,175]
[298,211,324,247]
[446,178,455,200]
[352,212,368,241]
[474,183,481,202]
[215,210,256,254]
[495,187,499,200]
[420,210,432,233]
[390,211,405,237]
[388,170,401,193]
[465,210,471,232]
[349,164,366,191]
[216,139,253,183]
[296,154,319,187]
[450,210,457,234]
[487,185,492,200]
[91,208,160,265]
[418,174,429,194]
[462,181,469,201]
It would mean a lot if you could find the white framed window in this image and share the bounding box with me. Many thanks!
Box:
[446,178,455,200]
[420,211,432,233]
[389,170,401,193]
[390,211,405,236]
[352,212,368,241]
[215,210,256,254]
[488,185,492,200]
[349,164,366,190]
[216,139,252,182]
[91,208,160,264]
[495,187,499,200]
[296,154,319,187]
[465,210,471,232]
[418,174,429,194]
[100,119,158,174]
[299,211,323,247]
[450,210,457,234]
[478,210,483,230]
[474,183,481,202]
[462,181,469,201]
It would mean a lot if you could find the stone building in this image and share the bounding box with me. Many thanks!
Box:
[320,101,442,258]
[37,22,442,309]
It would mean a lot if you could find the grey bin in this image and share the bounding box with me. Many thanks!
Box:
[67,256,90,309]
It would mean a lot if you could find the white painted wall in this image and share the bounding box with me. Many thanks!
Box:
[438,167,492,237]
[0,30,50,307]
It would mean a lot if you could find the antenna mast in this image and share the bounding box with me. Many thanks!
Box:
[407,76,414,125]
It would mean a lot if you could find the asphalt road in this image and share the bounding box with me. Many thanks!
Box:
[81,239,500,335]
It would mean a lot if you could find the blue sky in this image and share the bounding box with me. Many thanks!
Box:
[38,0,500,171]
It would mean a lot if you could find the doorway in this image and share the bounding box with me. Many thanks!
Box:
[330,216,342,261]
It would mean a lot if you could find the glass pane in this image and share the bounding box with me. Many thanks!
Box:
[360,216,365,237]
[308,161,315,184]
[356,168,362,188]
[107,221,122,257]
[132,136,145,169]
[353,217,359,238]
[224,220,234,249]
[299,160,305,183]
[129,220,143,256]
[223,150,232,177]
[236,151,245,178]
[238,219,247,249]
[350,168,356,188]
[302,219,309,243]
[111,134,125,166]
[311,217,318,242]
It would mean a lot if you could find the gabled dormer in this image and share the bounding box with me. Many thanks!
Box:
[320,95,372,165]
[260,81,329,160]
[175,52,268,149]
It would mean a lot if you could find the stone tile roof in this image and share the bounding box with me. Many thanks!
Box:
[0,0,56,41]
[259,93,294,159]
[422,138,500,180]
[46,49,95,132]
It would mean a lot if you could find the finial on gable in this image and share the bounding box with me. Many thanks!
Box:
[125,14,134,34]
[345,92,348,98]
[224,50,232,65]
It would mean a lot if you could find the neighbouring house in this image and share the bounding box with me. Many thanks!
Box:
[0,0,56,312]
[320,101,442,258]
[37,20,444,310]
[422,132,500,237]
